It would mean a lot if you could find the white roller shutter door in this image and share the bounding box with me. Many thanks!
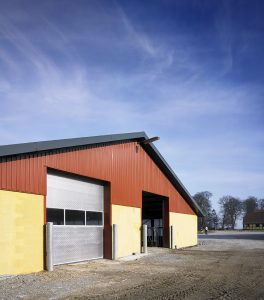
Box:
[47,172,104,265]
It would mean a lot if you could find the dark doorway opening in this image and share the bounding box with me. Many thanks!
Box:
[142,191,169,247]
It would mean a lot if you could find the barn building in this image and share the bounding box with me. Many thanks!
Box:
[0,132,203,275]
[243,210,264,230]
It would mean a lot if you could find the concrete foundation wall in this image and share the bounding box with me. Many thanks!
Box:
[0,190,44,275]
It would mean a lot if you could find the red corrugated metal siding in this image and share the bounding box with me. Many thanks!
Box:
[0,141,195,215]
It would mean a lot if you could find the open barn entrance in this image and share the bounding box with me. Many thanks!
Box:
[142,192,169,247]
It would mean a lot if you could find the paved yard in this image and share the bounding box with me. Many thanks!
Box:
[1,231,264,300]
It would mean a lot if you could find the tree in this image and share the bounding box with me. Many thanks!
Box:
[219,196,242,229]
[206,210,219,230]
[258,199,264,210]
[193,191,212,215]
[211,209,219,230]
[193,191,212,229]
[243,196,258,215]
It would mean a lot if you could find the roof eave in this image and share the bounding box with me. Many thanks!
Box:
[142,142,204,217]
[0,131,204,217]
[0,132,147,157]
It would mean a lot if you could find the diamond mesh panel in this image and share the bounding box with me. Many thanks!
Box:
[53,226,103,265]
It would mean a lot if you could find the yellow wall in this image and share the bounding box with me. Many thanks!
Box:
[0,190,44,275]
[170,212,197,249]
[112,204,141,258]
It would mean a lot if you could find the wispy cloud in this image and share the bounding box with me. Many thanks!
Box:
[116,3,175,80]
[117,6,158,58]
[214,1,234,74]
[0,0,263,211]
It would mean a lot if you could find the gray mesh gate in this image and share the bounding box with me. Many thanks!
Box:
[53,226,103,265]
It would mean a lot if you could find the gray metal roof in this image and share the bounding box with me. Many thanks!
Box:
[0,132,203,216]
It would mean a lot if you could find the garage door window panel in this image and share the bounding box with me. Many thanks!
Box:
[46,208,64,225]
[86,211,103,226]
[65,209,85,225]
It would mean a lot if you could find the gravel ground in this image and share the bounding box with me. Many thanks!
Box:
[1,231,264,300]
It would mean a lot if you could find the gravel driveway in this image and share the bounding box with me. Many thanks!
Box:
[1,231,263,300]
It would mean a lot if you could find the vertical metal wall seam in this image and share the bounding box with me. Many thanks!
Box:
[0,142,195,215]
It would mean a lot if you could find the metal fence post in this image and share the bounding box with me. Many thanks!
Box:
[46,222,53,271]
[112,224,118,260]
[142,224,148,254]
[170,225,174,249]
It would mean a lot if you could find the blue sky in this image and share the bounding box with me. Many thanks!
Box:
[0,0,263,213]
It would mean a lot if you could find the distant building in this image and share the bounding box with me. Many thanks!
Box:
[243,210,264,230]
